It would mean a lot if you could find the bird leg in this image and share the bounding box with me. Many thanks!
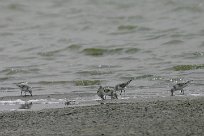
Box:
[170,89,174,96]
[181,89,184,95]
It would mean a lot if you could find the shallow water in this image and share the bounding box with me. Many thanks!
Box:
[0,0,204,110]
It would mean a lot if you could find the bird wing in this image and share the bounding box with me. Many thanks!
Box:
[177,83,184,87]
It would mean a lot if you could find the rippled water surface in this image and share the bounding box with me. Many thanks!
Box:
[0,0,204,100]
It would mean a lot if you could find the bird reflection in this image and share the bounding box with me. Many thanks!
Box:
[19,102,33,109]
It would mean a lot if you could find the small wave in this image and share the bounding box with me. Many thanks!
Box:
[0,67,39,75]
[82,48,107,56]
[135,75,154,80]
[35,80,71,85]
[77,70,112,76]
[90,64,119,69]
[1,68,28,75]
[162,40,184,45]
[125,48,140,54]
[135,75,164,81]
[1,67,40,75]
[82,47,140,56]
[110,25,151,35]
[118,25,138,30]
[38,50,60,57]
[38,45,80,57]
[0,77,10,81]
[145,34,167,40]
[73,80,101,86]
[20,46,41,52]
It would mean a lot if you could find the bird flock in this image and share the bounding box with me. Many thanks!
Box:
[97,79,192,100]
[14,79,192,99]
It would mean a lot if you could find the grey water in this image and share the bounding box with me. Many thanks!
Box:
[0,0,204,101]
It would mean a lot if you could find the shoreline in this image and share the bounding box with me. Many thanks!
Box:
[0,92,202,112]
[0,96,204,136]
[0,92,96,101]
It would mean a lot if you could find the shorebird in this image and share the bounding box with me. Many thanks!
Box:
[97,86,118,100]
[65,99,76,105]
[170,80,192,96]
[15,82,32,96]
[115,79,132,95]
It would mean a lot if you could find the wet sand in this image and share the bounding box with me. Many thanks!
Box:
[0,96,204,136]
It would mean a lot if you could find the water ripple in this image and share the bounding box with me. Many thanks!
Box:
[162,40,184,45]
[1,67,40,75]
[81,47,140,56]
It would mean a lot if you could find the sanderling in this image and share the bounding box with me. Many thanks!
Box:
[115,79,132,95]
[65,100,71,105]
[65,100,76,105]
[15,82,32,96]
[97,86,118,100]
[170,80,192,96]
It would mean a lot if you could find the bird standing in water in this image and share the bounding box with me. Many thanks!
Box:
[97,86,118,100]
[15,82,32,97]
[170,80,192,96]
[115,79,132,95]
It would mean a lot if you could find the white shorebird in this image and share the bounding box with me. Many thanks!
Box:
[170,80,192,96]
[97,86,118,100]
[115,79,132,95]
[64,99,76,105]
[15,82,32,96]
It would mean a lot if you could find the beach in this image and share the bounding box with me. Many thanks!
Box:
[0,96,203,136]
[0,0,204,135]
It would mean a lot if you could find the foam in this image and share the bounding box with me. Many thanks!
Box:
[0,98,75,105]
[0,99,25,105]
[190,93,202,96]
